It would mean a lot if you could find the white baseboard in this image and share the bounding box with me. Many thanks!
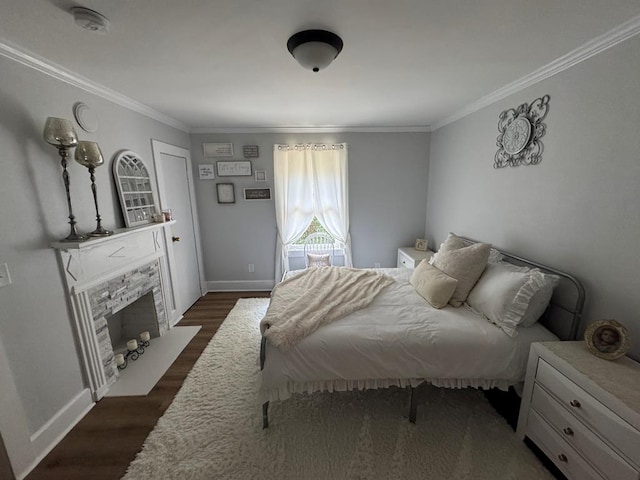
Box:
[19,389,94,479]
[206,280,274,292]
[170,313,184,328]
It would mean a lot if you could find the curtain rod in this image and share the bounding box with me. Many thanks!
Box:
[275,143,346,151]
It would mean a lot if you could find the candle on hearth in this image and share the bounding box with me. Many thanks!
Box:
[114,353,125,366]
[140,331,150,342]
[127,339,138,351]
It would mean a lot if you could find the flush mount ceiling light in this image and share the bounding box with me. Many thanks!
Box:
[287,29,343,72]
[71,7,110,34]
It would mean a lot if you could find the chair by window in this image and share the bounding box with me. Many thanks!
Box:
[303,232,335,267]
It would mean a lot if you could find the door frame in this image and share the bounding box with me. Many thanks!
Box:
[151,140,206,320]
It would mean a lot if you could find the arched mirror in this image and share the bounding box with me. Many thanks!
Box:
[113,150,158,227]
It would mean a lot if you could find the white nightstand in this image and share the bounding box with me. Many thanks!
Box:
[397,247,433,269]
[517,341,640,480]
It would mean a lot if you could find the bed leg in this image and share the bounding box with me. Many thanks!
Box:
[409,387,417,424]
[260,333,270,428]
[262,401,269,429]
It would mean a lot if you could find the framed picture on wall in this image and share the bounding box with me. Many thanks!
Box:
[254,170,267,182]
[216,183,235,204]
[203,142,233,157]
[216,161,252,176]
[243,188,271,201]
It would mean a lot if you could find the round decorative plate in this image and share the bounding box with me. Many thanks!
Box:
[502,117,531,155]
[73,102,98,133]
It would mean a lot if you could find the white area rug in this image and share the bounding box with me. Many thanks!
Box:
[106,326,201,397]
[123,299,553,480]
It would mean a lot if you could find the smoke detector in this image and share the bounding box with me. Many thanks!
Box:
[71,7,110,34]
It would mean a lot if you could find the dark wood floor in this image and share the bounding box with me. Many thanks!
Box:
[26,291,270,480]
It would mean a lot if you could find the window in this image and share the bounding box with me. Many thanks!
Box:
[273,143,352,279]
[292,217,333,245]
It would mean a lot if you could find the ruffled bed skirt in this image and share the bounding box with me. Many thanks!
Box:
[259,377,517,403]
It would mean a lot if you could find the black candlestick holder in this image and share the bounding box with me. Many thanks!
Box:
[117,339,150,370]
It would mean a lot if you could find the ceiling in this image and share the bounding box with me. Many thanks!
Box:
[1,0,640,132]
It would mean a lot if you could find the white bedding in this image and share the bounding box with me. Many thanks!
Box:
[260,268,558,402]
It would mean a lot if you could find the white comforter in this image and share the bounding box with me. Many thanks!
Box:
[260,268,558,402]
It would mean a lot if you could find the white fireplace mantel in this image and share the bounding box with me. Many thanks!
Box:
[52,221,175,291]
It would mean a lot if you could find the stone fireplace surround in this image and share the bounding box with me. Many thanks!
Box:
[88,261,168,389]
[53,222,174,400]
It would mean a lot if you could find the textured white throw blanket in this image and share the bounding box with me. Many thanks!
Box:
[260,267,394,350]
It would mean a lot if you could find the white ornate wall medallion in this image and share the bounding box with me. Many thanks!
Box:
[73,102,99,133]
[494,94,550,168]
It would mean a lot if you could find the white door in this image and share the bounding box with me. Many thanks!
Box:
[152,141,204,318]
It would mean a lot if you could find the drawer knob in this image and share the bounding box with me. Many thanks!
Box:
[569,399,581,408]
[558,453,568,463]
[563,427,574,436]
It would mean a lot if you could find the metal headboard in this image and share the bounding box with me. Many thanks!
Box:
[458,236,586,341]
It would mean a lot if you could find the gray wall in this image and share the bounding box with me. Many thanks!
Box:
[427,35,640,361]
[190,132,430,286]
[0,54,190,472]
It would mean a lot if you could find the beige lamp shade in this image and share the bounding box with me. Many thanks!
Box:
[75,141,104,168]
[43,117,79,147]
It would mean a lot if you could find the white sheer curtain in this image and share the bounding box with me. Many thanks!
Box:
[273,143,351,281]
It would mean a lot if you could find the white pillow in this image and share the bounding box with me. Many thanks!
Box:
[467,264,532,337]
[410,260,458,309]
[306,253,331,268]
[431,234,491,307]
[497,263,560,327]
[467,262,560,336]
[488,248,504,264]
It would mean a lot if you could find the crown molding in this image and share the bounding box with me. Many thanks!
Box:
[0,38,190,133]
[433,14,640,131]
[190,125,431,134]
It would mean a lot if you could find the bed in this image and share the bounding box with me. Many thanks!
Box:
[259,236,585,428]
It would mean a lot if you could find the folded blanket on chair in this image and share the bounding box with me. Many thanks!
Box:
[260,266,394,350]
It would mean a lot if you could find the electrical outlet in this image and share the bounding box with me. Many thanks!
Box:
[0,263,12,287]
[374,263,381,268]
[248,264,255,273]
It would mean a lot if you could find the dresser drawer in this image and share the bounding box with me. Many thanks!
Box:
[531,384,639,480]
[536,358,640,466]
[527,409,605,480]
[397,248,432,269]
[397,250,414,269]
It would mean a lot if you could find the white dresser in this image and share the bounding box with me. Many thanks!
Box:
[396,247,433,269]
[517,341,640,480]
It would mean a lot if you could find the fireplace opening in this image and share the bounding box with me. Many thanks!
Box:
[106,290,159,355]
